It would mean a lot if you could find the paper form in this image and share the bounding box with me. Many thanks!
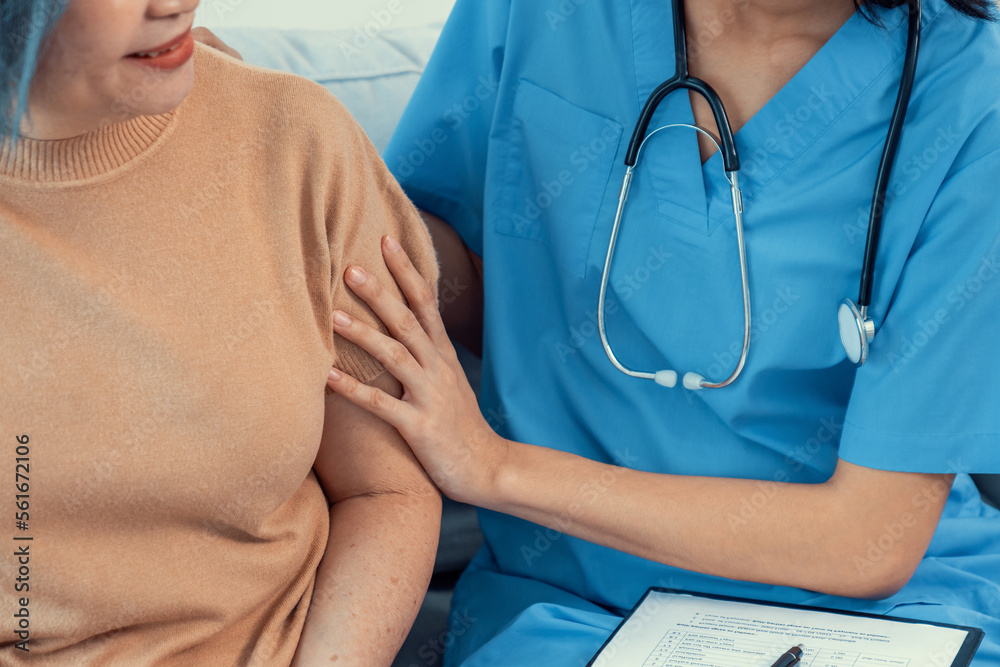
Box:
[591,591,971,667]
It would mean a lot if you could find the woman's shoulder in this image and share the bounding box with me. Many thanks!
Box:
[186,42,360,150]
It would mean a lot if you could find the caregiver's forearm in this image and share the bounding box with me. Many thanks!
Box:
[419,210,483,356]
[479,440,952,600]
[292,490,440,666]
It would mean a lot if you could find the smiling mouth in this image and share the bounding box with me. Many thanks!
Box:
[131,41,185,59]
[124,28,195,70]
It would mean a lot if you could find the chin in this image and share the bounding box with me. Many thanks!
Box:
[107,60,196,126]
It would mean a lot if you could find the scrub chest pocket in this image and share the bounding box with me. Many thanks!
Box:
[494,79,623,278]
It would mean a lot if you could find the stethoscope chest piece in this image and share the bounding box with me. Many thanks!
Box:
[838,299,875,366]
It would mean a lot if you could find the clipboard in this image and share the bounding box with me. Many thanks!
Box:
[588,588,984,667]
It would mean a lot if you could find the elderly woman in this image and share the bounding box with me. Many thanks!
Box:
[0,0,440,665]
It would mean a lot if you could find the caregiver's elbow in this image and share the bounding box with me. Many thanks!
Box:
[833,537,924,600]
[818,462,951,600]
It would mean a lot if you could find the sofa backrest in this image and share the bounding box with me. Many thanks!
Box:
[213,26,442,154]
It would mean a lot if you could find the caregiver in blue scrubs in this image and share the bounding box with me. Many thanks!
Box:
[325,0,1000,664]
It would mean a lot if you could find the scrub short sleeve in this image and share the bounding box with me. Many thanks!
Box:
[839,145,1000,474]
[383,0,511,256]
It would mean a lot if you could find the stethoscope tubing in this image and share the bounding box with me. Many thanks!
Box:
[599,125,750,390]
[859,0,922,309]
[599,0,922,386]
[625,0,740,172]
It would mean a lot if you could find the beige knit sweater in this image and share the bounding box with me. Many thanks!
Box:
[0,44,438,665]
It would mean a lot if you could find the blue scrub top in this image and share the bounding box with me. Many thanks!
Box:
[385,0,1000,664]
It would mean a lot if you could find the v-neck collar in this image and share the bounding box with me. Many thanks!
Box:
[628,0,945,234]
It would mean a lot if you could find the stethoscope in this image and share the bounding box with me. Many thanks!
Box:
[598,0,921,390]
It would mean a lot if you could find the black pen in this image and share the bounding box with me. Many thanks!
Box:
[770,644,804,667]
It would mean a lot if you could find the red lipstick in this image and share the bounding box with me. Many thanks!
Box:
[126,29,195,70]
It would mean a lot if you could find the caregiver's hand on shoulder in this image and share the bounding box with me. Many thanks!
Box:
[326,236,508,504]
[191,27,244,61]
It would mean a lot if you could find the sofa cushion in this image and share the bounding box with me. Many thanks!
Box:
[213,26,442,153]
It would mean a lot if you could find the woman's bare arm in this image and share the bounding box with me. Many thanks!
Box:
[292,372,441,666]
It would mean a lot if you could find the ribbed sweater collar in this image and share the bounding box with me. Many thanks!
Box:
[0,111,177,185]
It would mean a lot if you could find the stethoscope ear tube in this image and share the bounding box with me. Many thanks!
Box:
[625,0,740,172]
[857,0,921,310]
[626,79,741,172]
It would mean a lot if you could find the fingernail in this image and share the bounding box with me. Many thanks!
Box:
[333,310,352,327]
[347,267,367,285]
[328,368,342,382]
[384,236,401,253]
